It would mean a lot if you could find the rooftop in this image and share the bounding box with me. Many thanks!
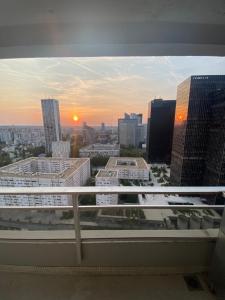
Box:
[80,144,120,151]
[106,157,149,170]
[0,157,89,179]
[96,169,118,178]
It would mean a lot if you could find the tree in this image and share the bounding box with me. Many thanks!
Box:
[90,156,109,167]
[0,152,12,167]
[28,146,45,157]
[120,146,145,157]
[79,194,96,205]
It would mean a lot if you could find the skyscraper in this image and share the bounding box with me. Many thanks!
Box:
[41,99,62,153]
[146,99,176,163]
[203,90,225,186]
[170,75,225,186]
[118,113,143,147]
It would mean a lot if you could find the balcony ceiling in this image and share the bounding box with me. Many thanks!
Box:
[1,0,225,58]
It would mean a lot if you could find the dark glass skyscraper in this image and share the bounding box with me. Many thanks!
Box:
[170,75,225,186]
[147,99,176,164]
[203,90,225,186]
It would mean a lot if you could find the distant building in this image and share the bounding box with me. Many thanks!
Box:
[41,99,62,153]
[137,124,147,148]
[96,123,112,144]
[0,157,90,206]
[105,157,149,180]
[130,113,142,125]
[52,141,71,158]
[95,170,119,205]
[146,99,176,164]
[101,123,105,131]
[118,113,143,147]
[0,127,13,144]
[170,75,225,186]
[79,143,120,158]
[82,122,96,145]
[0,126,45,147]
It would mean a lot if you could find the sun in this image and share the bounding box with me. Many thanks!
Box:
[73,115,79,122]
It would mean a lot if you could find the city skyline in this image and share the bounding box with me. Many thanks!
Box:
[1,56,225,126]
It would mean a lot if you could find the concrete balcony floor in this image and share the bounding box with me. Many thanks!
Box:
[0,271,216,300]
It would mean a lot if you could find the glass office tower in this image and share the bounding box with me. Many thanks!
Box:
[170,75,225,186]
[147,99,176,164]
[203,90,225,186]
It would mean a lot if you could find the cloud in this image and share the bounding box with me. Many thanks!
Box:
[0,56,225,125]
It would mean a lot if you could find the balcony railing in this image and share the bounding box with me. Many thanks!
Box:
[0,186,224,265]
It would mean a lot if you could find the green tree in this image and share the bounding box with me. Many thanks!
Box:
[0,152,12,167]
[90,156,109,167]
[31,146,45,156]
[120,146,145,157]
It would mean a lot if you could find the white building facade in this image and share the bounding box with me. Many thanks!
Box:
[79,144,120,158]
[0,126,45,147]
[52,141,70,158]
[105,157,149,180]
[0,157,90,206]
[118,113,143,147]
[95,170,119,205]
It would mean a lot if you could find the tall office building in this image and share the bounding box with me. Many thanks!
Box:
[203,90,225,186]
[170,75,225,186]
[41,99,62,153]
[130,113,142,125]
[137,124,147,147]
[118,113,143,147]
[146,99,176,163]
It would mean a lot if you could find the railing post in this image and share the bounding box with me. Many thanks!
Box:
[72,194,82,265]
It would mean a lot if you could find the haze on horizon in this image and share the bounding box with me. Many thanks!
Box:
[0,56,225,126]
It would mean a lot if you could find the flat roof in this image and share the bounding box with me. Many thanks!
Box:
[0,157,89,179]
[80,144,120,151]
[105,157,149,170]
[96,169,118,178]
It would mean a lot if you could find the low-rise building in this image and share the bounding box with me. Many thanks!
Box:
[52,141,70,158]
[0,157,90,206]
[79,143,120,158]
[95,169,119,205]
[105,157,149,180]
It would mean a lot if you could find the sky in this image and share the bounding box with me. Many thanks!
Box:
[0,56,225,126]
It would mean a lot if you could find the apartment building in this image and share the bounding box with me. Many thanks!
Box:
[95,169,119,205]
[79,143,120,158]
[0,157,90,206]
[105,157,149,180]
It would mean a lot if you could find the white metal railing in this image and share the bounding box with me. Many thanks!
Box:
[0,186,224,264]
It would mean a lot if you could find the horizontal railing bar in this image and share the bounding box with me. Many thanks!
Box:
[0,186,224,195]
[79,204,225,210]
[0,206,73,210]
[0,205,223,210]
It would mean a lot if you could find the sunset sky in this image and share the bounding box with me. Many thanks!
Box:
[0,56,225,126]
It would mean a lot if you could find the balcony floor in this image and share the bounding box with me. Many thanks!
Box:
[0,271,216,300]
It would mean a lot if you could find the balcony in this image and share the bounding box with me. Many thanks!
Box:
[0,186,224,299]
